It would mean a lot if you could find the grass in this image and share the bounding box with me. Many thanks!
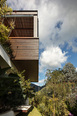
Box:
[28,107,42,116]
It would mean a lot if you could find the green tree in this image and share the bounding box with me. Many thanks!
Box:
[63,62,76,82]
[0,68,24,110]
[32,63,77,116]
[7,68,35,104]
[18,71,35,102]
[0,68,35,110]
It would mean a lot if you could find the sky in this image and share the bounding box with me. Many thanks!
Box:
[7,0,77,86]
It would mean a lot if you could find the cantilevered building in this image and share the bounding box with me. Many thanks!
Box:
[3,10,39,82]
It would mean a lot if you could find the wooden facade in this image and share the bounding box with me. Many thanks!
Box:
[9,37,39,60]
[4,11,39,82]
[4,17,34,37]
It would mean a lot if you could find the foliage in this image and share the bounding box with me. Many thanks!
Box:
[7,68,35,100]
[18,71,35,100]
[0,76,24,109]
[0,0,12,16]
[0,0,14,57]
[0,67,10,76]
[63,62,77,82]
[0,68,34,110]
[0,0,14,43]
[31,63,77,116]
[17,107,42,116]
[66,100,77,116]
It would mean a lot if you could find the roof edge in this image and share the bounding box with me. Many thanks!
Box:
[13,10,38,12]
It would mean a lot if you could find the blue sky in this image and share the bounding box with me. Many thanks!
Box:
[7,0,77,86]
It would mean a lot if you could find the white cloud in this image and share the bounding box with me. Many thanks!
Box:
[40,46,68,71]
[76,68,77,72]
[39,79,45,84]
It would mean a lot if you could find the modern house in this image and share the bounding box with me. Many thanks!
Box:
[3,10,39,82]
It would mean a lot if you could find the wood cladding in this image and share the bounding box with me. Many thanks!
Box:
[4,17,34,37]
[10,38,39,60]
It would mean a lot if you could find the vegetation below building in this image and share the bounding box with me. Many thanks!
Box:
[0,68,34,111]
[30,63,77,116]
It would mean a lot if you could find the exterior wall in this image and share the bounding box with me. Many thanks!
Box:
[10,38,39,60]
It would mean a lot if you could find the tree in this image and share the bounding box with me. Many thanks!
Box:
[0,68,25,110]
[7,68,35,104]
[18,71,35,105]
[0,68,35,110]
[32,63,77,116]
[63,62,77,82]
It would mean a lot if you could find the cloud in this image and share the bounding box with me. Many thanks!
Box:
[40,46,68,71]
[39,79,45,84]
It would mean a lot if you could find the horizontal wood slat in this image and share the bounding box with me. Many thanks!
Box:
[10,38,39,60]
[11,45,38,50]
[10,38,38,42]
[13,50,38,54]
[14,57,38,60]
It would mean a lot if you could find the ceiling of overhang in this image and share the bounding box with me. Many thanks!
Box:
[12,60,38,82]
[4,17,34,37]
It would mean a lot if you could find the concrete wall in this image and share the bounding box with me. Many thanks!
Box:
[0,44,12,68]
[0,111,15,116]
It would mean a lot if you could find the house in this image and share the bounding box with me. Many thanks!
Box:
[3,10,39,82]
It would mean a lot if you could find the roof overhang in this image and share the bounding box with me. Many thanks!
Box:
[12,60,38,82]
